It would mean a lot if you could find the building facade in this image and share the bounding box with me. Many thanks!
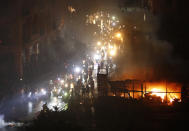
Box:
[0,0,65,85]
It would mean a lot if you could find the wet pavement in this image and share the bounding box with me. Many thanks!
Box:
[0,87,68,131]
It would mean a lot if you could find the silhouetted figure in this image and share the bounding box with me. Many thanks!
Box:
[42,102,50,113]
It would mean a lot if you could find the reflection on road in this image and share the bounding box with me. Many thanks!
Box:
[0,84,70,131]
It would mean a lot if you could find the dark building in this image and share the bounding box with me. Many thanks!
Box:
[0,0,65,86]
[145,0,188,57]
[145,0,181,15]
[146,0,188,84]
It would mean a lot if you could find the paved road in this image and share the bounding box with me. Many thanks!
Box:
[0,83,68,131]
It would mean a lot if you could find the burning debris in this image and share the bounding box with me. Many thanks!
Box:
[145,82,181,103]
[107,80,182,105]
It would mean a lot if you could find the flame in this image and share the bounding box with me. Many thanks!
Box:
[146,82,181,104]
[109,80,181,105]
[151,88,166,100]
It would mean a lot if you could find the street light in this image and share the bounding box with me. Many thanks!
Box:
[94,54,101,60]
[64,92,68,96]
[41,88,47,95]
[109,49,116,56]
[60,80,64,84]
[115,32,122,39]
[115,32,123,42]
[109,46,117,56]
[112,22,116,26]
[65,83,68,88]
[74,67,81,73]
[70,83,74,89]
[112,16,116,20]
[97,41,101,46]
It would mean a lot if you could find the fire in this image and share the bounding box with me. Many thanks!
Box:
[146,82,181,104]
[109,80,181,105]
[151,88,166,100]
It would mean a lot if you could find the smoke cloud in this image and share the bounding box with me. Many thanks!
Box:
[49,0,188,83]
[111,8,180,82]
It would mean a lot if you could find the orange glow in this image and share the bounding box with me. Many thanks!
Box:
[115,32,122,38]
[114,32,123,42]
[150,88,166,102]
[109,78,182,105]
[109,49,116,56]
[68,6,76,13]
[145,82,181,104]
